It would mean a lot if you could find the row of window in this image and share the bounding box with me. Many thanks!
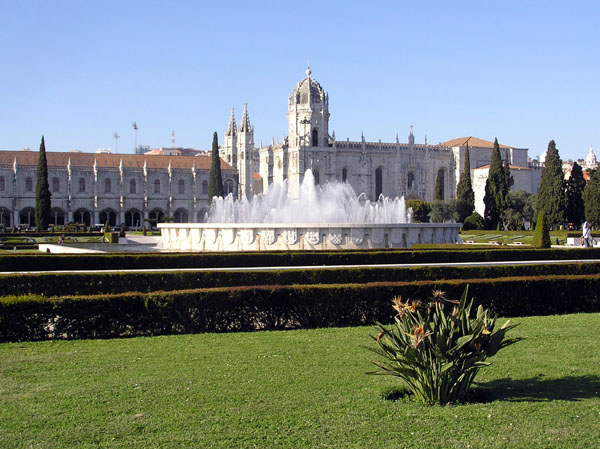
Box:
[10,206,202,228]
[0,176,235,195]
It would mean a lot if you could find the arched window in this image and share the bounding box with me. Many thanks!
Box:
[51,208,65,226]
[375,167,383,198]
[125,209,142,229]
[99,209,117,227]
[0,176,4,191]
[407,172,415,189]
[202,180,208,194]
[342,168,347,183]
[79,177,85,193]
[104,178,111,193]
[174,208,188,223]
[435,169,445,200]
[198,208,209,223]
[149,208,164,224]
[73,208,91,226]
[178,179,185,194]
[154,179,160,194]
[19,207,35,226]
[224,179,234,195]
[52,177,60,192]
[312,169,320,185]
[312,128,319,147]
[130,179,136,194]
[0,208,11,227]
[25,177,33,192]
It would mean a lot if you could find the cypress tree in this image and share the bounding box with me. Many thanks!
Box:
[483,138,506,229]
[566,162,586,226]
[533,212,551,248]
[535,140,566,229]
[503,149,513,192]
[35,136,52,231]
[455,144,475,222]
[583,169,600,226]
[208,131,224,204]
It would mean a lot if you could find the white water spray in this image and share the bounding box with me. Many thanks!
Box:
[207,170,407,224]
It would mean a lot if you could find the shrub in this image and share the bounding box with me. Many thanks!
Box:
[369,287,519,405]
[462,212,485,230]
[533,212,551,248]
[406,200,431,223]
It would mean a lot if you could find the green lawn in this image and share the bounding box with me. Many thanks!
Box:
[1,314,600,448]
[460,229,571,245]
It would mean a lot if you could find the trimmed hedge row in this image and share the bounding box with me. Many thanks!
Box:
[1,262,599,296]
[2,247,600,272]
[2,274,599,341]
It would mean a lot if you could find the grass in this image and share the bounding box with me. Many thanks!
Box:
[460,229,570,245]
[2,313,600,448]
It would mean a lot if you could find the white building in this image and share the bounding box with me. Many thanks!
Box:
[225,68,541,218]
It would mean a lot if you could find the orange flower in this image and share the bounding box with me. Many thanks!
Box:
[408,324,432,348]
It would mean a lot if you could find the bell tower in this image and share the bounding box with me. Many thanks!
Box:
[238,103,254,200]
[286,67,330,197]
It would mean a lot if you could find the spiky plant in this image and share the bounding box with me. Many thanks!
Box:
[368,287,519,405]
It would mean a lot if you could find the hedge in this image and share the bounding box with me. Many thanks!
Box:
[0,262,599,296]
[1,248,600,272]
[2,274,599,341]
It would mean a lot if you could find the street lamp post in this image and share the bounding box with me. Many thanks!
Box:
[132,122,138,153]
[113,132,120,154]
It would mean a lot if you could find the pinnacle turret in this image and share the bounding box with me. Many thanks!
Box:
[239,102,251,133]
[226,108,237,137]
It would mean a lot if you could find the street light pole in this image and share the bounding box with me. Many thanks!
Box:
[132,122,138,153]
[113,132,120,154]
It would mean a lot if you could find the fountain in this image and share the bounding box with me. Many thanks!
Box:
[158,170,462,251]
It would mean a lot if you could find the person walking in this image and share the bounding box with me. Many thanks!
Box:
[582,221,593,248]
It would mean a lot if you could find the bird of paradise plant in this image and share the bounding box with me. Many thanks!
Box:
[368,286,520,405]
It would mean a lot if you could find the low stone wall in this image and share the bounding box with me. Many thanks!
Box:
[157,223,463,251]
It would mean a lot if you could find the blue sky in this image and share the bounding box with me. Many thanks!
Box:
[1,0,598,162]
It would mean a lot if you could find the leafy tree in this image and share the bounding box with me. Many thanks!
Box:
[483,138,508,229]
[501,190,534,230]
[462,211,485,230]
[535,140,566,229]
[405,199,431,223]
[533,212,551,248]
[35,136,52,231]
[208,131,224,204]
[434,172,444,201]
[430,199,457,223]
[566,162,586,227]
[455,144,475,222]
[583,168,600,226]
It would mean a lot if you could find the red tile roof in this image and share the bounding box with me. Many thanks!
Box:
[0,150,234,171]
[440,137,517,150]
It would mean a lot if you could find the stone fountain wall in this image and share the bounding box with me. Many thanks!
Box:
[157,223,462,251]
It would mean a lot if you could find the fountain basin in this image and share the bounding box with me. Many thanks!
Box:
[158,222,462,251]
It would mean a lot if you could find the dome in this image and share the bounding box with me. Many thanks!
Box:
[290,67,326,105]
[586,146,597,166]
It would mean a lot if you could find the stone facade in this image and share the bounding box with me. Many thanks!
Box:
[222,69,542,217]
[0,151,237,229]
[254,68,457,202]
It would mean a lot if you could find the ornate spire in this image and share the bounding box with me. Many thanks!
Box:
[306,64,311,78]
[226,107,237,137]
[239,102,251,133]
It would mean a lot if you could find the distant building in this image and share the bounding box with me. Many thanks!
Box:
[0,151,236,228]
[144,147,207,157]
[442,137,542,217]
